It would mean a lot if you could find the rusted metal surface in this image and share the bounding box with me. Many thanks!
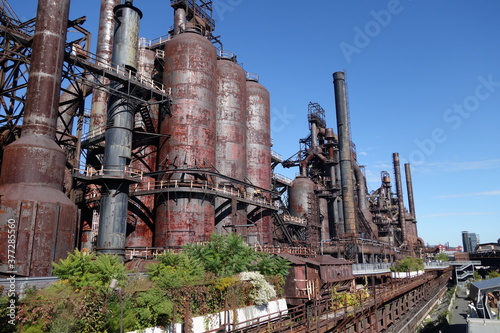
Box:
[89,0,120,131]
[56,81,92,141]
[404,162,419,247]
[317,184,330,240]
[333,71,356,236]
[404,163,416,220]
[289,176,316,219]
[392,152,407,247]
[246,78,272,245]
[0,0,76,276]
[97,2,142,256]
[126,48,158,248]
[215,53,247,231]
[155,32,217,248]
[173,7,186,35]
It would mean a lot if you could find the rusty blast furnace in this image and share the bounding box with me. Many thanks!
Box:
[0,0,422,277]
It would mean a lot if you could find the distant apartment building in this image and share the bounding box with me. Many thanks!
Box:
[462,231,480,253]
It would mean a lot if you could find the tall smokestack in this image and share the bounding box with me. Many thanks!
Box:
[333,71,356,236]
[0,0,76,276]
[404,163,416,220]
[96,1,142,256]
[89,0,121,131]
[393,153,406,245]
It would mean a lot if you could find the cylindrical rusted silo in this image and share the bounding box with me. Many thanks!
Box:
[289,176,316,219]
[0,0,76,276]
[155,31,217,248]
[215,51,247,231]
[126,48,157,248]
[246,75,272,245]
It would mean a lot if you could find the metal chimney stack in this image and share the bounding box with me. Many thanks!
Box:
[89,0,122,131]
[97,0,142,256]
[404,163,416,220]
[0,0,76,276]
[393,153,407,245]
[333,71,357,236]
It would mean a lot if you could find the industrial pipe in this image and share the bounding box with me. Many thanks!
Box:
[404,163,416,220]
[333,71,356,236]
[393,153,407,245]
[89,0,121,131]
[173,7,186,35]
[97,1,142,256]
[0,0,76,276]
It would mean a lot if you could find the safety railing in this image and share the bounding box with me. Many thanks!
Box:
[130,179,276,207]
[270,150,282,161]
[218,50,236,61]
[272,173,292,185]
[66,46,166,93]
[246,72,259,82]
[282,214,306,225]
[73,166,143,180]
[139,35,172,49]
[81,126,106,142]
[352,263,392,274]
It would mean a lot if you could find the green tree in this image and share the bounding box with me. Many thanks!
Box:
[391,256,424,272]
[147,251,205,289]
[52,249,127,289]
[254,252,291,278]
[434,252,450,262]
[184,233,258,276]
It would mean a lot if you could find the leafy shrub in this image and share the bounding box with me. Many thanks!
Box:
[434,252,450,262]
[254,252,291,278]
[52,249,127,289]
[330,287,370,310]
[146,251,205,289]
[391,256,424,272]
[184,233,258,276]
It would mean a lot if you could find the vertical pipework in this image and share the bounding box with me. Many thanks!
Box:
[97,2,142,256]
[393,153,406,244]
[90,0,121,131]
[404,163,416,220]
[333,71,356,235]
[173,8,186,35]
[0,0,76,276]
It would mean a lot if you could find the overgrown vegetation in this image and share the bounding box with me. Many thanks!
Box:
[330,287,370,310]
[486,270,500,279]
[391,256,424,272]
[11,234,291,332]
[433,252,450,262]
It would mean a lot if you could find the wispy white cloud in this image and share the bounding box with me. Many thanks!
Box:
[421,212,496,218]
[437,190,500,199]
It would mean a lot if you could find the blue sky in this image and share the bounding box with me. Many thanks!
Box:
[13,0,500,247]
